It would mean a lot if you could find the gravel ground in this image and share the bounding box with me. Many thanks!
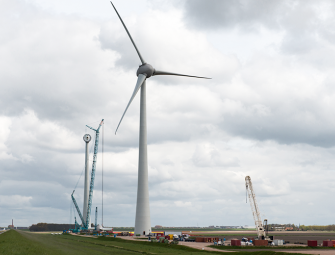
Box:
[119,236,335,254]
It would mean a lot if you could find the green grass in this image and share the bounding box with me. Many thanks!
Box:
[0,230,306,255]
[0,230,62,255]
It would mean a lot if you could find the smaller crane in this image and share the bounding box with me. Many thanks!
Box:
[245,176,266,240]
[71,190,85,225]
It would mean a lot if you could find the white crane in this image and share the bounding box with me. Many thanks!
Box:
[245,176,266,239]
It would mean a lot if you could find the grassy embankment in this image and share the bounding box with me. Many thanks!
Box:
[0,230,304,255]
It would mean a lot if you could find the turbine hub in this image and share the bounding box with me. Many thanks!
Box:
[136,63,155,78]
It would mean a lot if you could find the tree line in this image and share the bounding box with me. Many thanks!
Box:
[29,223,75,232]
[299,225,335,231]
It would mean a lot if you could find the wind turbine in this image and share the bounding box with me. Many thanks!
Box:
[111,1,210,235]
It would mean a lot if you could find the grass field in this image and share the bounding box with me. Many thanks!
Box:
[0,230,306,255]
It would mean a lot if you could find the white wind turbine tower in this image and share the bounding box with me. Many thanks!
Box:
[111,1,211,235]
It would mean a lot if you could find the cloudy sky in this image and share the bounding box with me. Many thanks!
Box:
[1,0,335,228]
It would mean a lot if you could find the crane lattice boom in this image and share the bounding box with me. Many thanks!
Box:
[85,119,104,229]
[245,176,265,239]
[71,119,104,230]
[71,191,85,225]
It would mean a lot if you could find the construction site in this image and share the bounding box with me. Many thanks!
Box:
[63,3,335,252]
[62,118,335,254]
[2,1,335,254]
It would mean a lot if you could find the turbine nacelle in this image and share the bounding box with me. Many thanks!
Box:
[111,0,211,134]
[137,63,154,78]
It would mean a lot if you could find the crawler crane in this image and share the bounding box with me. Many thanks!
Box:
[71,119,104,231]
[245,176,268,240]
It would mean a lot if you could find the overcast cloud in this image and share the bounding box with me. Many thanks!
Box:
[1,0,335,228]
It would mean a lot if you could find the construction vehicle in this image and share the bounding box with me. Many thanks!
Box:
[245,176,268,240]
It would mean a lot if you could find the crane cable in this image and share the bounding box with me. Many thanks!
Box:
[102,121,104,227]
[70,200,72,225]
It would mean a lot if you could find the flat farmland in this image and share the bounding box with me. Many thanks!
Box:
[0,230,305,255]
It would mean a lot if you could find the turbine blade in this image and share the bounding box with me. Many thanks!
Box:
[110,1,146,65]
[115,74,147,134]
[153,70,211,79]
